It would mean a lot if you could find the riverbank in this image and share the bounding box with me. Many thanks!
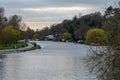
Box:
[0,42,36,54]
[0,42,27,50]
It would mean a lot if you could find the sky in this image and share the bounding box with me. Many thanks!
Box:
[0,0,118,30]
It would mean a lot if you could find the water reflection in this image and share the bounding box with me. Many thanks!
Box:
[0,55,92,80]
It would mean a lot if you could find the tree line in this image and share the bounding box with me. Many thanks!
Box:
[37,11,104,41]
[0,8,35,45]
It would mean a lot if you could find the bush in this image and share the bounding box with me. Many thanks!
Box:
[0,25,21,45]
[63,32,72,40]
[86,28,106,45]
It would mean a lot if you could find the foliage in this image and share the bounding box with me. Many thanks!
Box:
[33,34,39,39]
[85,28,106,45]
[86,3,120,80]
[38,27,50,40]
[74,22,89,40]
[23,27,35,39]
[8,15,22,30]
[63,32,72,40]
[38,12,104,41]
[0,41,27,50]
[104,13,120,48]
[0,25,21,45]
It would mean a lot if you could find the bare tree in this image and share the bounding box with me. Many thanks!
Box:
[85,4,120,80]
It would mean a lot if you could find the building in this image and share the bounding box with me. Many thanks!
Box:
[45,35,55,40]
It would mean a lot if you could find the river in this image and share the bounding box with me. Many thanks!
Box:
[0,41,96,80]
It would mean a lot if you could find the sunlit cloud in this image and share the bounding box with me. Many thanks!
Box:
[22,6,92,12]
[25,21,55,30]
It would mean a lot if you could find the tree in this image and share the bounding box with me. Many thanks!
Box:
[104,6,114,18]
[104,8,120,48]
[0,7,4,27]
[33,34,39,39]
[8,15,22,30]
[0,25,21,45]
[38,27,50,40]
[86,3,120,80]
[74,22,89,40]
[24,27,35,39]
[85,28,106,45]
[63,32,72,40]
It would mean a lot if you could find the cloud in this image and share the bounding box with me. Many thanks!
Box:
[0,0,117,29]
[25,21,54,30]
[21,6,93,12]
[0,0,114,8]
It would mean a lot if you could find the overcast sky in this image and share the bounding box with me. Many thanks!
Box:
[0,0,117,30]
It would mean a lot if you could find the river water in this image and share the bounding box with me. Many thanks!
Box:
[0,41,96,80]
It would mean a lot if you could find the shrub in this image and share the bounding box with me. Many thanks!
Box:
[86,28,106,45]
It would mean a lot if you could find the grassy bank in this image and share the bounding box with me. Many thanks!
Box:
[30,42,41,50]
[0,42,27,50]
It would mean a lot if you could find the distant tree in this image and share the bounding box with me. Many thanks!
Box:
[63,32,72,40]
[38,27,50,40]
[104,6,114,18]
[33,34,39,39]
[72,15,77,21]
[24,27,35,39]
[74,22,89,40]
[2,17,8,27]
[85,28,106,45]
[81,12,103,28]
[0,7,4,27]
[37,12,104,41]
[68,25,74,36]
[8,15,22,30]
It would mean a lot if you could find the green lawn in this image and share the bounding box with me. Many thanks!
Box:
[0,42,27,50]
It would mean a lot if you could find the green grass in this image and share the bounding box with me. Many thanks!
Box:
[30,42,41,50]
[0,42,27,50]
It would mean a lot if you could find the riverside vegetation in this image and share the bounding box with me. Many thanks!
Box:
[85,3,120,80]
[0,10,36,50]
[0,14,25,50]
